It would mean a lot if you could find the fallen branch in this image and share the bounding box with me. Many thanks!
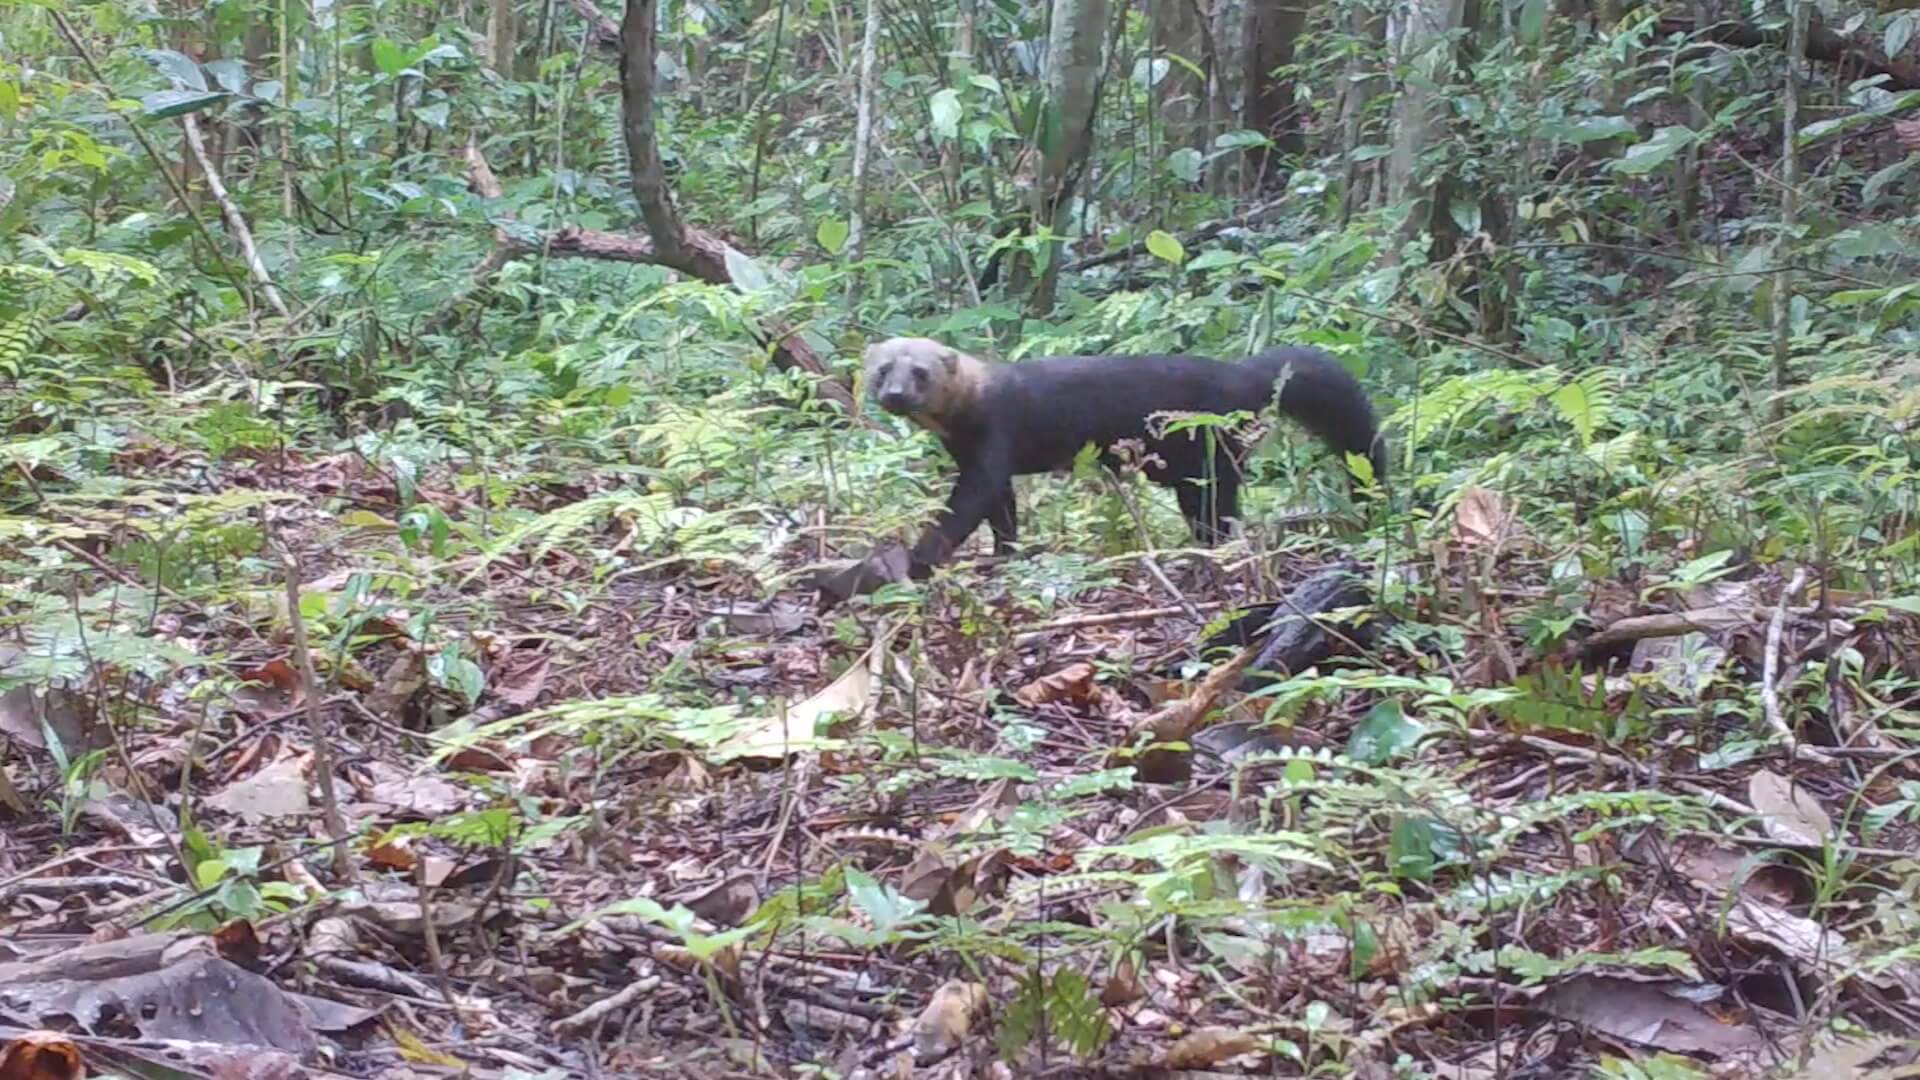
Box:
[450,139,857,412]
[1761,568,1833,765]
[180,114,290,320]
[566,0,622,50]
[1580,603,1854,659]
[1659,15,1920,92]
[1109,643,1261,783]
[1063,196,1290,273]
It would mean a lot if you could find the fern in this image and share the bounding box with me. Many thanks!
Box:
[462,492,673,585]
[1550,367,1619,448]
[1392,367,1559,446]
[58,247,162,286]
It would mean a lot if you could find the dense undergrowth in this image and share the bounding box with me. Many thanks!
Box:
[3,0,1920,1076]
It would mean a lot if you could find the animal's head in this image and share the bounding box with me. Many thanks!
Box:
[862,336,964,418]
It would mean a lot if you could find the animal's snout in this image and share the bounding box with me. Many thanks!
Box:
[878,389,912,412]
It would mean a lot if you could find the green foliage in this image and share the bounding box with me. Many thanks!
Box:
[997,968,1112,1060]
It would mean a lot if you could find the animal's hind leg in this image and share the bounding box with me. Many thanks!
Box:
[987,482,1019,555]
[1175,464,1240,545]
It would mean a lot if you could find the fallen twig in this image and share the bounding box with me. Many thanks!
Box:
[181,113,291,319]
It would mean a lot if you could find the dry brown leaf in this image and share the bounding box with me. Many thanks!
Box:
[0,1031,85,1080]
[1726,897,1863,979]
[0,684,100,757]
[1452,485,1517,548]
[1100,956,1143,1007]
[1163,1026,1261,1068]
[488,647,551,708]
[1747,770,1834,847]
[908,980,987,1058]
[1014,662,1099,708]
[232,660,301,715]
[444,742,514,772]
[204,754,311,823]
[366,834,419,873]
[362,650,427,720]
[713,622,896,761]
[1537,975,1766,1059]
[1895,119,1920,152]
[366,768,465,818]
[679,871,761,926]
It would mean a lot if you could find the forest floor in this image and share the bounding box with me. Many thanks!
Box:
[5,437,1920,1080]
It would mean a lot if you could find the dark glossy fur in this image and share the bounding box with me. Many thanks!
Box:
[864,339,1386,576]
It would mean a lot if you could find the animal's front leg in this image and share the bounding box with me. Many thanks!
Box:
[909,452,1012,578]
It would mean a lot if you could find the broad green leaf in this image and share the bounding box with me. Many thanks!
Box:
[141,89,228,119]
[1145,229,1185,266]
[1610,125,1694,175]
[816,217,849,255]
[1213,128,1268,150]
[1862,154,1917,206]
[139,48,206,91]
[1347,700,1425,765]
[1130,56,1169,88]
[370,38,408,76]
[1167,147,1203,183]
[723,246,771,294]
[1185,249,1245,272]
[1888,13,1914,61]
[929,87,961,140]
[204,57,249,94]
[1551,379,1596,447]
[1540,115,1635,144]
[1519,0,1548,43]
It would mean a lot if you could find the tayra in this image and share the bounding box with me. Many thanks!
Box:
[859,336,1386,580]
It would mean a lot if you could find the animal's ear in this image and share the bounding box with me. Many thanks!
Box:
[939,346,961,372]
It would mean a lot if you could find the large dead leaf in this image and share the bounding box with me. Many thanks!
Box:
[712,622,897,761]
[1747,770,1834,847]
[907,980,987,1058]
[1452,485,1520,548]
[0,684,101,757]
[204,754,311,823]
[362,650,427,720]
[1163,1026,1261,1068]
[487,646,551,708]
[0,936,318,1056]
[1014,663,1100,708]
[1537,975,1766,1059]
[0,1031,84,1080]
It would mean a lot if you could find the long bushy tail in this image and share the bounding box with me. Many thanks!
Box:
[1243,346,1388,481]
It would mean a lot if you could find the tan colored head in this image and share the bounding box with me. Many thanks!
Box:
[862,336,988,431]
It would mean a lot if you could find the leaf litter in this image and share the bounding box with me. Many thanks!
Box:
[4,446,1920,1079]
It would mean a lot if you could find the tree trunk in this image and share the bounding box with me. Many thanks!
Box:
[620,0,687,266]
[1027,0,1109,317]
[1242,0,1308,187]
[1153,0,1206,154]
[942,0,977,201]
[1771,0,1810,423]
[1338,0,1388,222]
[615,0,855,409]
[846,0,882,307]
[489,0,518,73]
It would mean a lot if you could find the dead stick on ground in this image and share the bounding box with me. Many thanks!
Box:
[1012,602,1227,642]
[1762,568,1832,764]
[282,555,357,882]
[181,114,291,320]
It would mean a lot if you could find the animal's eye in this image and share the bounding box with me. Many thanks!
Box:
[876,362,892,380]
[913,368,928,384]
